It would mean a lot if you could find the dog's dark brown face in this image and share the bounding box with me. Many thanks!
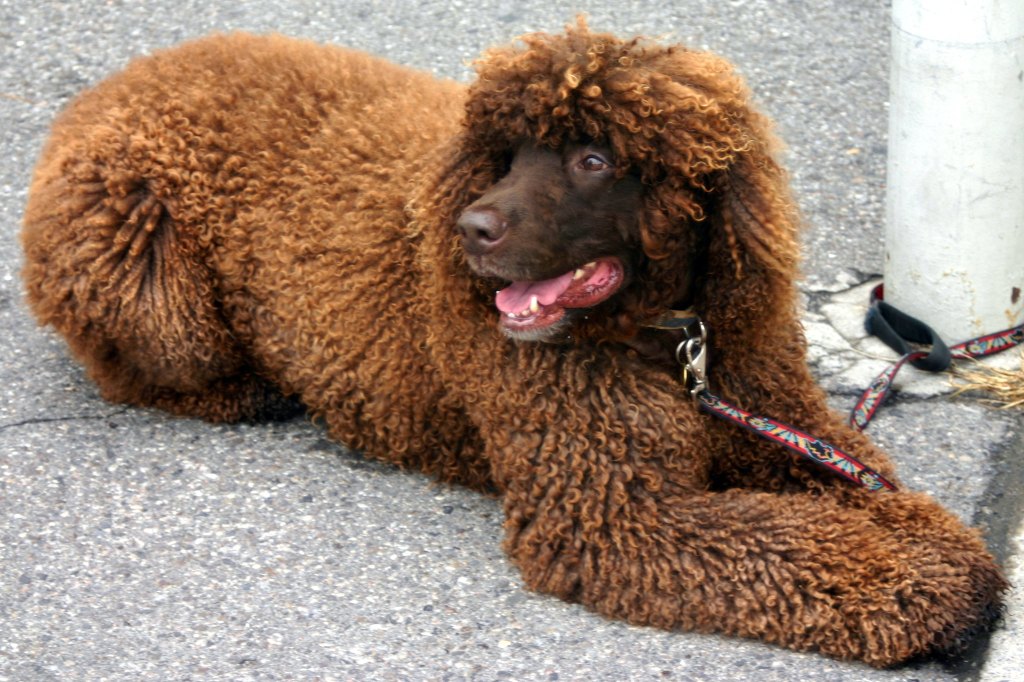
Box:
[456,141,644,341]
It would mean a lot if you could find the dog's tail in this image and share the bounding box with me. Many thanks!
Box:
[21,87,298,423]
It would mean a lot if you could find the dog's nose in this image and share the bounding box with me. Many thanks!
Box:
[456,207,508,254]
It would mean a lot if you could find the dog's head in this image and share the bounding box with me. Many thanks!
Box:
[415,19,801,348]
[455,140,643,341]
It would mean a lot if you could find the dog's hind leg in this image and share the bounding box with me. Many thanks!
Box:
[21,147,298,424]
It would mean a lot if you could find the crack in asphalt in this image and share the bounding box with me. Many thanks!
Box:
[0,407,130,433]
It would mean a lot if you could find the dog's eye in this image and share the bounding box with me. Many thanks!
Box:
[579,154,610,172]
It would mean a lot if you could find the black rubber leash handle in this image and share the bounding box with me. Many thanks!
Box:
[865,288,952,372]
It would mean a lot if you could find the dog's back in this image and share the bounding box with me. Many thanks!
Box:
[21,33,464,429]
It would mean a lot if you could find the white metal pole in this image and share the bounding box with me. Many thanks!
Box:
[885,0,1024,342]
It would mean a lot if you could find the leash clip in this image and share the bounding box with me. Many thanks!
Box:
[677,320,708,402]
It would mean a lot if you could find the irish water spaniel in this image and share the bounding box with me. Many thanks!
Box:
[21,22,1006,666]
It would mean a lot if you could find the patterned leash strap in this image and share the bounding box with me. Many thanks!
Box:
[850,284,1024,431]
[698,391,897,491]
[645,310,896,492]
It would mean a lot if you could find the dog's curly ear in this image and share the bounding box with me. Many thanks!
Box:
[695,143,805,355]
[713,152,800,280]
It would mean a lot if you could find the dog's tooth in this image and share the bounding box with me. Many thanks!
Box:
[529,295,540,313]
[573,269,586,280]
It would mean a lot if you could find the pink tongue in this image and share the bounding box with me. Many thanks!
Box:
[495,271,575,314]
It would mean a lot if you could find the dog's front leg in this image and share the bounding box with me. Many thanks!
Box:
[483,385,1004,667]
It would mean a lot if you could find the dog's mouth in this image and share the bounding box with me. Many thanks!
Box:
[494,257,624,337]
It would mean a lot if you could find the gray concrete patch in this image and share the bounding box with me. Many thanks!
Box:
[2,1,1021,680]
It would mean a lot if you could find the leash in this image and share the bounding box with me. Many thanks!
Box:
[644,311,897,492]
[850,284,1024,431]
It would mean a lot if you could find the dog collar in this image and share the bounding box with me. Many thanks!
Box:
[641,308,700,331]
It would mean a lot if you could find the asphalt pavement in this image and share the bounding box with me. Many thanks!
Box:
[1,1,1021,680]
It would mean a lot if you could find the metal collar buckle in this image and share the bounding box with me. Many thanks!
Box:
[677,320,708,401]
[640,309,709,403]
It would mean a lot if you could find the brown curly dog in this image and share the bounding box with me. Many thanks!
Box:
[21,22,1006,666]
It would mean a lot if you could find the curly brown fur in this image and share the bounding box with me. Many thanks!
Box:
[22,21,1006,667]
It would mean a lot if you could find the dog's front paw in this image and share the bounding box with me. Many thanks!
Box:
[921,554,1006,663]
